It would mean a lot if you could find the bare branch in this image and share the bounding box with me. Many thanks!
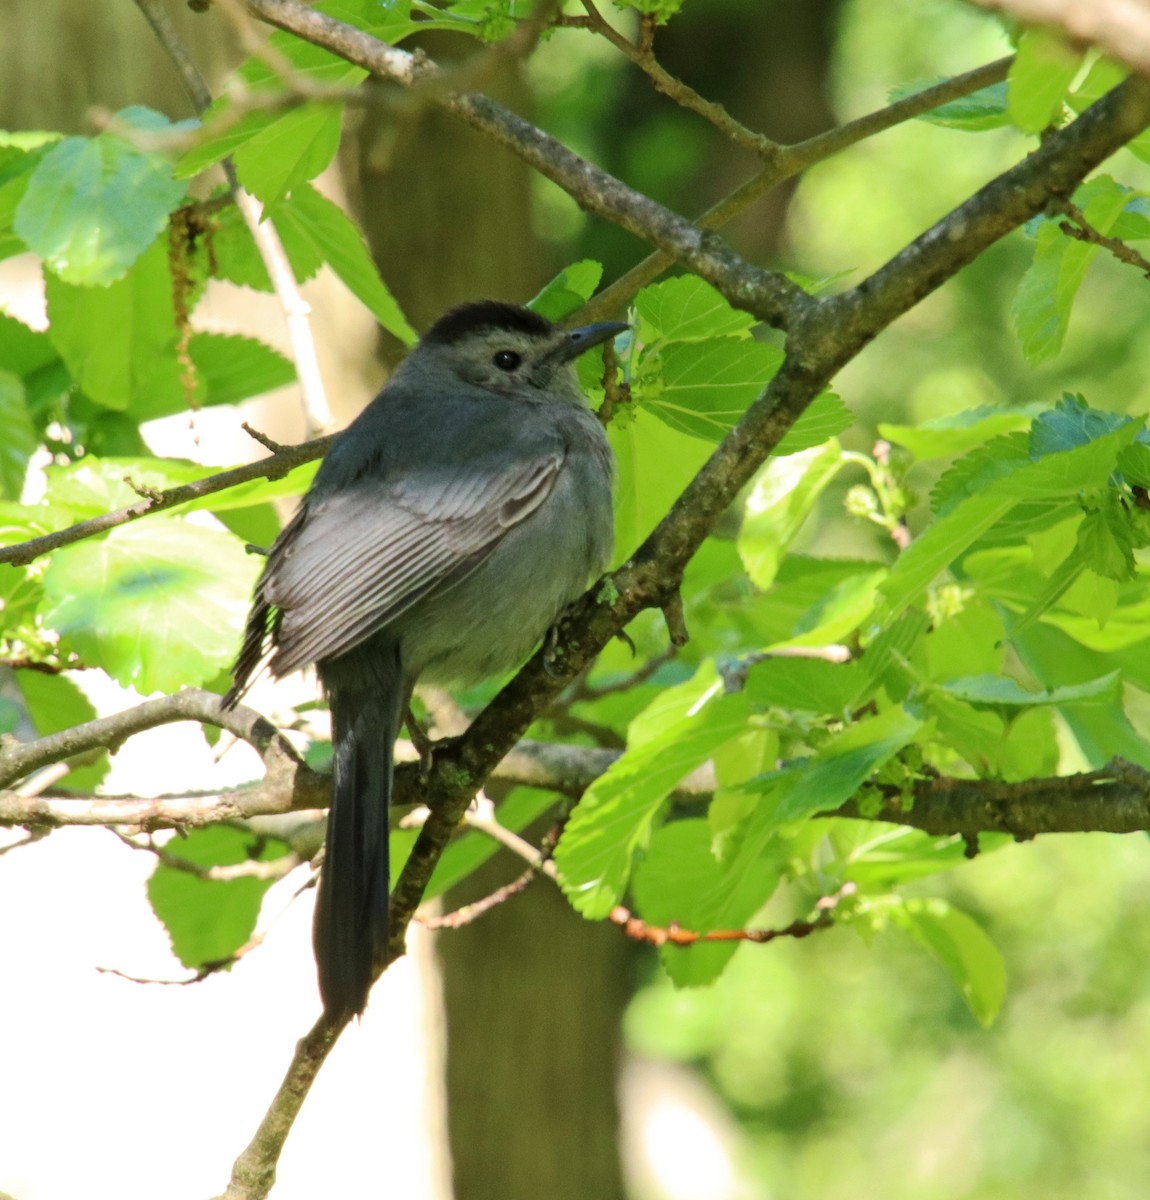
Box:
[0,688,308,797]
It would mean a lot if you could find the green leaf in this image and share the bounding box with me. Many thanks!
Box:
[631,820,786,987]
[529,260,605,322]
[1007,28,1083,134]
[737,441,844,589]
[741,704,924,831]
[644,339,781,442]
[207,199,324,292]
[609,406,711,558]
[880,402,1043,461]
[888,78,1010,131]
[15,133,185,286]
[1030,392,1131,456]
[41,517,260,693]
[769,568,885,652]
[1077,502,1136,582]
[611,0,682,23]
[189,332,295,409]
[744,656,871,715]
[931,432,1030,515]
[838,823,1008,889]
[176,0,414,179]
[0,371,35,500]
[272,183,417,344]
[15,670,109,790]
[877,488,1018,624]
[882,424,1140,625]
[1012,177,1130,364]
[636,276,755,341]
[892,898,1006,1026]
[0,311,57,377]
[234,103,343,207]
[147,826,288,969]
[45,239,182,411]
[775,391,852,455]
[555,660,751,919]
[937,671,1120,709]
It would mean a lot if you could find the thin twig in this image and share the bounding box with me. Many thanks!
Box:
[607,884,855,947]
[577,55,1015,322]
[1054,198,1150,277]
[577,0,777,159]
[0,432,333,568]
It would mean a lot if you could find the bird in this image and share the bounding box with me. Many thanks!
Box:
[225,300,625,1018]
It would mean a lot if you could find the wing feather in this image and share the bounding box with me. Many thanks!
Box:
[264,450,563,674]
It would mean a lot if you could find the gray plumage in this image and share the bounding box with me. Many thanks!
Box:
[226,301,622,1018]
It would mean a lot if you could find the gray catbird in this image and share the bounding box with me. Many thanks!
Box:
[225,300,624,1018]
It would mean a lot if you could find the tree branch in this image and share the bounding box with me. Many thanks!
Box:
[5,701,1150,841]
[0,433,332,567]
[239,0,808,331]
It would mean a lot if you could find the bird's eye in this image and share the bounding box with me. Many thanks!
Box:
[492,349,522,372]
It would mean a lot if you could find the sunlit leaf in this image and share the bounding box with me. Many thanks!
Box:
[42,517,260,692]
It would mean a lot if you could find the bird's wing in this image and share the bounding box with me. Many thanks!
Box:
[263,450,564,674]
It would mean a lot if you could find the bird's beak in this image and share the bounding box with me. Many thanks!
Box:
[557,320,630,362]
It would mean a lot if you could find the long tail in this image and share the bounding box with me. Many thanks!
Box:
[314,641,404,1018]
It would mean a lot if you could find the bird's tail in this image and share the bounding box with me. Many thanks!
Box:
[315,644,404,1018]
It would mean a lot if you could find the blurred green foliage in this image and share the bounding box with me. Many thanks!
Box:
[3,1,1150,1196]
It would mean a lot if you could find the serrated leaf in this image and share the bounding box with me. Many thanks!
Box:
[1008,29,1083,134]
[881,402,1043,461]
[644,339,781,442]
[189,332,295,408]
[938,670,1120,708]
[272,183,417,344]
[1030,392,1131,457]
[775,391,851,455]
[883,425,1138,624]
[15,133,185,285]
[207,200,324,291]
[234,103,343,207]
[529,260,604,322]
[0,371,35,500]
[147,826,288,968]
[893,898,1006,1026]
[1077,503,1136,581]
[555,661,751,919]
[41,517,260,692]
[44,239,182,412]
[930,432,1030,515]
[636,276,755,341]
